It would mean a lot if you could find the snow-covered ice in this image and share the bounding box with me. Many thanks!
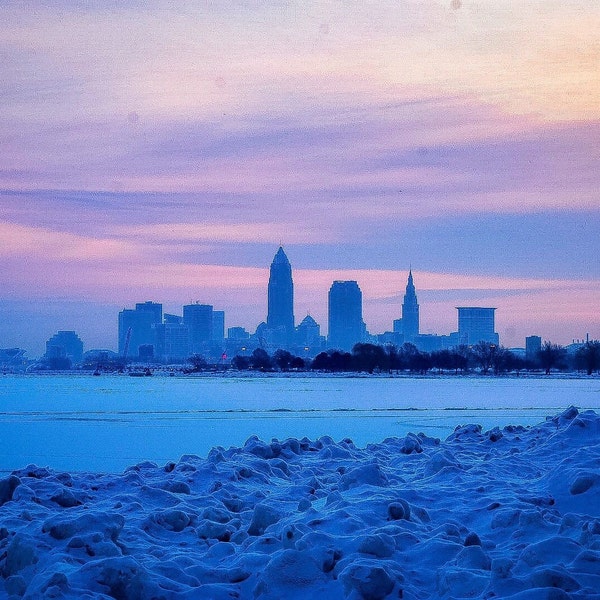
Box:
[2,374,599,472]
[1,406,599,599]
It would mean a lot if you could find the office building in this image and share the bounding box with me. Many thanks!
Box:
[413,334,452,352]
[267,246,294,347]
[45,331,84,364]
[228,326,250,340]
[226,327,251,359]
[393,319,403,335]
[136,301,162,324]
[389,319,404,346]
[526,335,542,363]
[295,314,321,350]
[328,280,364,351]
[154,322,190,363]
[212,310,225,345]
[118,302,162,358]
[402,270,420,342]
[164,313,183,325]
[456,307,499,345]
[183,303,213,353]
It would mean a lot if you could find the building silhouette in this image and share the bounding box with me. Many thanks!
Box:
[136,301,162,324]
[154,322,189,363]
[402,270,419,342]
[118,302,162,358]
[267,246,295,347]
[45,330,84,364]
[164,313,183,325]
[328,280,364,351]
[296,314,321,350]
[456,307,499,345]
[183,303,213,354]
[526,335,542,363]
[212,310,225,345]
[81,248,551,363]
[228,326,250,341]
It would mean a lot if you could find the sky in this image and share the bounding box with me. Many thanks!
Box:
[1,0,599,357]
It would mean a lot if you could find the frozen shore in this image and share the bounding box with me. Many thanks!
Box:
[1,407,599,599]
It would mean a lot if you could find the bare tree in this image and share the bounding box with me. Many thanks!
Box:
[472,341,496,374]
[575,341,600,375]
[537,341,567,375]
[273,349,293,371]
[250,348,272,371]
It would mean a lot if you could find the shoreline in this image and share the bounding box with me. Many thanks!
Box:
[2,369,599,380]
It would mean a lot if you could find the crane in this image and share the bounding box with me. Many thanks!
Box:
[123,327,132,359]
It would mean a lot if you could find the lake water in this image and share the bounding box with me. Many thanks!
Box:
[1,374,599,473]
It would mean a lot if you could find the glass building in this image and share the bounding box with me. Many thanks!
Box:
[266,247,295,347]
[328,280,364,351]
[457,307,499,345]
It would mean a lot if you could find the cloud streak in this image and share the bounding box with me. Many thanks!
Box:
[0,1,598,354]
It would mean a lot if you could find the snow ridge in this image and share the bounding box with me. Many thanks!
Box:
[1,407,599,599]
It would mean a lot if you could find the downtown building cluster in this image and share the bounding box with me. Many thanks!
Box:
[114,247,500,364]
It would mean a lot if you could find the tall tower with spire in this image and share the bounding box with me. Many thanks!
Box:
[267,247,294,346]
[402,270,419,342]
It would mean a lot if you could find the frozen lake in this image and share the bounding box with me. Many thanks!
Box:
[1,374,599,472]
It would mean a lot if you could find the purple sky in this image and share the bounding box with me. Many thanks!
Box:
[1,1,599,356]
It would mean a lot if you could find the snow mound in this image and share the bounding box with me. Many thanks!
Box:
[1,407,599,599]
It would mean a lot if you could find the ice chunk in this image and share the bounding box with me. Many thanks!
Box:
[3,533,39,577]
[339,560,395,600]
[248,503,282,536]
[339,462,388,491]
[42,511,124,541]
[151,508,191,532]
[357,533,395,558]
[387,499,410,521]
[0,475,21,507]
[400,433,423,454]
[570,472,599,495]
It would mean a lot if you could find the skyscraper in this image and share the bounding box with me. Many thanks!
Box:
[267,247,294,346]
[135,301,163,324]
[402,270,420,342]
[212,310,225,345]
[457,307,499,345]
[154,322,189,363]
[183,303,213,354]
[328,280,364,351]
[118,302,162,358]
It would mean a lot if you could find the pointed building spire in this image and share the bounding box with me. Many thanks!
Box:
[272,246,290,266]
[402,269,419,342]
[267,246,294,347]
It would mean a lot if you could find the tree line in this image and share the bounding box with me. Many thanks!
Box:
[46,339,599,375]
[219,340,600,376]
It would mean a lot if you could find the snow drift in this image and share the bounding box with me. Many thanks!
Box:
[1,407,599,599]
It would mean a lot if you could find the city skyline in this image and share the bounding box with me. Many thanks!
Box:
[41,254,505,363]
[1,2,598,355]
[1,242,597,357]
[2,242,599,357]
[12,249,592,361]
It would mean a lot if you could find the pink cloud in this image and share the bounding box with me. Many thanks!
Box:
[114,221,338,245]
[0,222,140,261]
